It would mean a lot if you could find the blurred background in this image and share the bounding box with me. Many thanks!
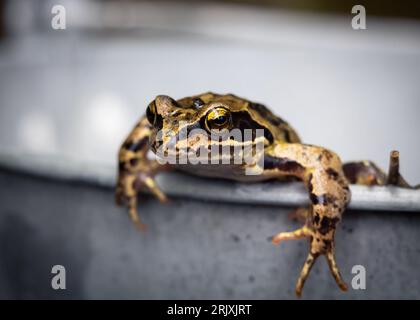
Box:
[0,0,420,299]
[0,0,420,181]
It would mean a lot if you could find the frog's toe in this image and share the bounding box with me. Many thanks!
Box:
[116,174,150,230]
[272,225,312,245]
[296,244,347,297]
[116,170,169,229]
[295,252,319,298]
[127,196,148,231]
[291,234,348,297]
[326,248,348,291]
[115,186,124,206]
[295,249,347,298]
[143,176,168,203]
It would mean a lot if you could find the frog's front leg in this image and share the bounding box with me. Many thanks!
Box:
[263,144,351,297]
[116,116,169,230]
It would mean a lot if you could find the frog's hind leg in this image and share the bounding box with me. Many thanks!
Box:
[342,160,386,186]
[343,150,418,188]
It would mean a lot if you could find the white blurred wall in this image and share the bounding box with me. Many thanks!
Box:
[1,0,420,183]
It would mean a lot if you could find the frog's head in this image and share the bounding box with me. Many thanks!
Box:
[146,92,297,164]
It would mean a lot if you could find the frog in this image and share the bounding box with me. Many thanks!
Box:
[116,92,414,297]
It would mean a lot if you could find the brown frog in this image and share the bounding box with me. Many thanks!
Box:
[116,92,413,297]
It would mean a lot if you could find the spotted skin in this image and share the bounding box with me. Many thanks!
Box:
[116,92,415,297]
[116,116,170,230]
[264,143,350,296]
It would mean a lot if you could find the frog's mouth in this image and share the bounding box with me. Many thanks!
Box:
[151,133,266,167]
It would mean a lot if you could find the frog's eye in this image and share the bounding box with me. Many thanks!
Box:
[146,102,157,125]
[205,107,231,131]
